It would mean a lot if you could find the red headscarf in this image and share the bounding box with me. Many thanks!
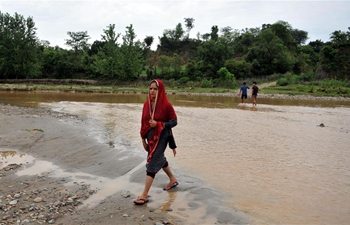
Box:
[140,79,177,162]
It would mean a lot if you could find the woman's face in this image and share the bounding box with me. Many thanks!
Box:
[149,82,158,100]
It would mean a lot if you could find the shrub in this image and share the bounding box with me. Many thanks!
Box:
[291,75,300,84]
[217,67,236,88]
[277,77,289,86]
[299,71,314,82]
[178,77,190,84]
[320,79,348,88]
[347,81,350,88]
[201,78,213,88]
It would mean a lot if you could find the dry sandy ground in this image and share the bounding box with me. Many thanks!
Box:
[0,104,250,225]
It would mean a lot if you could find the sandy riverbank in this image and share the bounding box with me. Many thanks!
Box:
[0,103,251,225]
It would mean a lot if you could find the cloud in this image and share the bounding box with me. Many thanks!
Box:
[1,0,349,49]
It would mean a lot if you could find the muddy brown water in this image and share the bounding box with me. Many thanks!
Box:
[1,91,350,224]
[1,90,350,108]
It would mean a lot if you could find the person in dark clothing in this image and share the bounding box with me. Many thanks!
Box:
[251,81,259,106]
[238,82,250,104]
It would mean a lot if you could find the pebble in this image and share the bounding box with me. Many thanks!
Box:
[33,197,43,203]
[9,200,18,205]
[14,193,21,198]
[0,164,95,225]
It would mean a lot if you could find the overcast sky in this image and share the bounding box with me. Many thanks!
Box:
[1,0,349,50]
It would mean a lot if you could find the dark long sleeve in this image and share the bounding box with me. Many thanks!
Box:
[168,134,177,149]
[164,119,177,128]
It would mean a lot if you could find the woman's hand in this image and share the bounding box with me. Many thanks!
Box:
[172,149,177,157]
[149,119,157,128]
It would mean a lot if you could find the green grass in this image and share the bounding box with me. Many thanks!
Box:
[1,81,349,98]
[262,84,350,97]
[141,65,187,76]
[0,83,149,93]
[26,128,44,132]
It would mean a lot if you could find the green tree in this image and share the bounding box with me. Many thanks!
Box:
[232,32,255,57]
[174,23,185,40]
[185,60,200,80]
[217,67,236,88]
[158,55,172,78]
[0,11,42,79]
[220,26,240,43]
[172,53,182,78]
[330,30,349,46]
[197,38,234,79]
[201,33,210,41]
[144,36,154,48]
[308,39,324,53]
[41,46,74,79]
[316,45,338,79]
[269,21,296,50]
[184,17,195,38]
[291,29,309,46]
[224,59,252,79]
[294,45,315,74]
[159,23,185,54]
[93,24,122,79]
[317,28,350,80]
[64,31,90,75]
[210,25,219,41]
[143,35,154,60]
[101,24,120,45]
[120,24,144,81]
[246,29,293,75]
[65,31,91,52]
[88,40,105,56]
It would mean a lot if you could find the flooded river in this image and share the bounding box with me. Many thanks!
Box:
[1,91,350,224]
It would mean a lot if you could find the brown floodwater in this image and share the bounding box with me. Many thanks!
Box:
[1,91,350,224]
[1,90,350,108]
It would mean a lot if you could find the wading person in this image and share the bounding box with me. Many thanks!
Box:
[252,81,259,106]
[238,82,250,104]
[134,79,178,205]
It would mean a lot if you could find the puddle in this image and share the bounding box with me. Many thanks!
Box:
[0,148,34,169]
[2,149,143,208]
[3,152,138,208]
[1,149,223,224]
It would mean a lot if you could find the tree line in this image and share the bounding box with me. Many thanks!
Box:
[0,11,349,88]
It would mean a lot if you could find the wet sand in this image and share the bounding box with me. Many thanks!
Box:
[0,104,251,225]
[44,100,350,225]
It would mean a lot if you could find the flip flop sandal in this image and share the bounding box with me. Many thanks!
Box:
[133,197,149,205]
[163,181,179,191]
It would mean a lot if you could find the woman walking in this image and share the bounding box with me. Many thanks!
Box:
[134,79,179,205]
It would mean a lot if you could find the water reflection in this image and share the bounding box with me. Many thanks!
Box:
[0,148,32,169]
[161,191,177,213]
[1,150,17,158]
[1,91,349,108]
